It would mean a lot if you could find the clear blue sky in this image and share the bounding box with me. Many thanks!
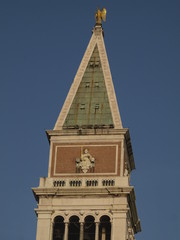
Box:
[0,1,180,239]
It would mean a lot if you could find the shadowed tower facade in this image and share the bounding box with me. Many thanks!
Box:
[33,9,141,240]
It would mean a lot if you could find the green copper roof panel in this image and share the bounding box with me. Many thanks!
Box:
[63,45,114,128]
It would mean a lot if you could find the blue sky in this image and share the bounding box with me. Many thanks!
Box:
[0,1,180,239]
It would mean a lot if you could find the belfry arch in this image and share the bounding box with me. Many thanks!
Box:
[84,215,95,240]
[68,216,80,240]
[53,216,65,240]
[99,215,111,240]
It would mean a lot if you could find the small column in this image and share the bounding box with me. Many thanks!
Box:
[95,222,99,240]
[80,222,84,240]
[50,221,53,240]
[64,222,68,240]
[102,227,106,240]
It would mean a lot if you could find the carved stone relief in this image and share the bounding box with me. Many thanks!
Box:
[76,148,95,173]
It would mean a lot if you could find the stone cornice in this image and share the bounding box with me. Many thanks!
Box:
[32,186,134,201]
[46,128,129,139]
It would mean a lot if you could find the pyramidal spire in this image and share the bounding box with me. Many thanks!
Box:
[54,13,122,130]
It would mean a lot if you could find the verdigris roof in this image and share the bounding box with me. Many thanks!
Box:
[63,45,113,128]
[54,25,122,130]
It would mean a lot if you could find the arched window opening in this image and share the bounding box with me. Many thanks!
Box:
[68,216,80,240]
[53,216,65,240]
[84,215,95,240]
[99,216,111,240]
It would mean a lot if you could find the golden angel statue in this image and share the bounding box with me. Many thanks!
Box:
[95,8,107,25]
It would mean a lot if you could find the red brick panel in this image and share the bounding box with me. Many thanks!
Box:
[89,146,116,173]
[56,147,81,173]
[50,142,121,177]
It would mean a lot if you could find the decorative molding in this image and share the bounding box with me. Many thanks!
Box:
[53,144,118,176]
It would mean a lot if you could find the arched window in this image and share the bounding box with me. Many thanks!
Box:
[68,216,80,240]
[99,215,111,240]
[84,215,95,240]
[53,216,65,240]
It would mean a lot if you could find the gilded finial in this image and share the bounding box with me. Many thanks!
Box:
[95,7,107,25]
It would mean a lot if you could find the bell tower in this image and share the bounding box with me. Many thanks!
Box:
[33,8,141,240]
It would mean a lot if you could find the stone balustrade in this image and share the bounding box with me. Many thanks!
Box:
[39,176,129,188]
